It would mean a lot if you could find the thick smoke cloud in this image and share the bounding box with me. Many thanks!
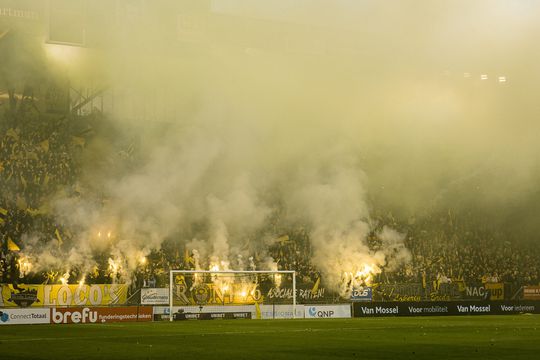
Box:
[12,1,540,290]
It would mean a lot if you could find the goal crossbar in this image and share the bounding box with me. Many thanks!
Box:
[171,270,295,274]
[169,270,297,320]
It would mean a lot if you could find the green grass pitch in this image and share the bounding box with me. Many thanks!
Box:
[1,315,539,359]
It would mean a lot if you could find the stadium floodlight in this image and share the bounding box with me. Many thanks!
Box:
[169,270,296,321]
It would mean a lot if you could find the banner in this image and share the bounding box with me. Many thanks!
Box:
[173,282,262,306]
[373,283,423,302]
[372,283,462,301]
[1,284,127,307]
[485,283,504,300]
[51,306,152,324]
[351,287,372,301]
[153,306,171,315]
[173,312,251,321]
[1,284,40,307]
[141,288,169,305]
[354,300,540,317]
[172,278,330,306]
[304,305,351,319]
[265,287,327,301]
[524,286,540,300]
[426,283,462,301]
[0,308,50,325]
[463,283,504,300]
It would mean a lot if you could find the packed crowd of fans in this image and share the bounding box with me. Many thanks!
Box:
[0,94,84,284]
[1,99,540,293]
[373,210,540,287]
[263,211,540,290]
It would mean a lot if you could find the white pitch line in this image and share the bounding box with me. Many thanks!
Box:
[0,323,515,343]
[0,326,409,342]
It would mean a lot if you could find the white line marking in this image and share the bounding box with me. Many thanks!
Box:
[4,323,535,343]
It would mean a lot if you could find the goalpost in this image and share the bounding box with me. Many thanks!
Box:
[169,270,296,321]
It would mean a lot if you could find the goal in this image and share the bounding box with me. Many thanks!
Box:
[168,270,297,320]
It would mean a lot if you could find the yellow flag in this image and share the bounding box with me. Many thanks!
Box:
[254,301,262,320]
[277,235,289,245]
[311,277,321,294]
[71,136,86,147]
[39,139,49,152]
[7,237,20,251]
[16,194,27,210]
[26,208,41,216]
[0,207,6,224]
[184,249,193,266]
[6,128,19,140]
[175,274,186,285]
[55,228,63,246]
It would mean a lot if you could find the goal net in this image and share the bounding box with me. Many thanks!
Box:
[169,270,297,320]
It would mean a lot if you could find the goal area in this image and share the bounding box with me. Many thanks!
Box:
[169,270,297,320]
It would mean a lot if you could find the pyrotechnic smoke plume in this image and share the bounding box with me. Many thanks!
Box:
[9,1,540,290]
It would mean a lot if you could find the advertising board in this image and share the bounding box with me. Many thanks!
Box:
[173,312,251,320]
[141,288,169,305]
[524,286,540,300]
[353,300,540,317]
[304,304,351,319]
[259,305,305,319]
[351,287,372,301]
[51,306,152,324]
[0,308,50,325]
[154,305,306,320]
